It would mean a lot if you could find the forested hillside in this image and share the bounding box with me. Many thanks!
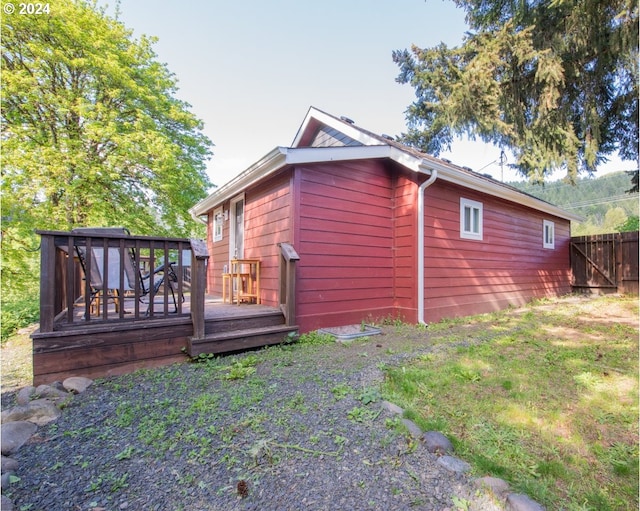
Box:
[509,171,639,235]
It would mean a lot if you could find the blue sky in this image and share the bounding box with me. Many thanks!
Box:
[113,0,624,189]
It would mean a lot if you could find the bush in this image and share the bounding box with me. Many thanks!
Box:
[1,296,39,343]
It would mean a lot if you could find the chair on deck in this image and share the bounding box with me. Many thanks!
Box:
[72,227,180,316]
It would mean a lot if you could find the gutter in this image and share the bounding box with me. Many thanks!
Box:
[417,164,438,325]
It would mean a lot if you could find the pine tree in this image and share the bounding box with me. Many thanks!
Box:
[393,0,638,183]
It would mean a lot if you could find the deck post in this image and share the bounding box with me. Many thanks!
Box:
[190,239,209,340]
[278,243,300,327]
[38,233,56,333]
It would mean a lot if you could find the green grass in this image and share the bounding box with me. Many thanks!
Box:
[381,295,639,510]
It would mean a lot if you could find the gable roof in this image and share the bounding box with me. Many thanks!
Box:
[190,107,581,222]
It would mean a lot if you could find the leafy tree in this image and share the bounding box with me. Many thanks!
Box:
[617,215,639,232]
[1,0,213,293]
[393,0,638,183]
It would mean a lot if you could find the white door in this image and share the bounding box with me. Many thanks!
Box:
[230,195,244,260]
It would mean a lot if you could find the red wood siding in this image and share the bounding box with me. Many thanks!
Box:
[422,181,572,322]
[206,171,292,302]
[296,160,395,331]
[244,172,293,305]
[392,169,419,322]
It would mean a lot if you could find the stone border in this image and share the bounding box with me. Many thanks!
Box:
[380,400,546,511]
[1,377,93,511]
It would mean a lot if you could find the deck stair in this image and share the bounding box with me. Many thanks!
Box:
[187,307,298,356]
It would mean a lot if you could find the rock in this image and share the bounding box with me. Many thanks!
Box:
[381,400,404,415]
[1,421,37,455]
[506,493,546,511]
[1,472,14,490]
[423,431,454,455]
[49,381,66,392]
[35,384,70,400]
[1,399,61,426]
[16,386,36,406]
[1,494,14,511]
[475,476,510,497]
[436,455,471,474]
[63,376,93,394]
[1,455,19,474]
[401,418,423,439]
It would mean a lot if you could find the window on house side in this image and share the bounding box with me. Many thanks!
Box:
[460,198,483,240]
[213,207,223,242]
[543,220,555,249]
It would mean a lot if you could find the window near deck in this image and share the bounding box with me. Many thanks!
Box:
[213,207,223,242]
[543,220,555,249]
[460,198,483,240]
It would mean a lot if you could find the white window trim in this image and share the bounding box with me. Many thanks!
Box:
[213,206,223,242]
[543,219,555,249]
[460,198,483,241]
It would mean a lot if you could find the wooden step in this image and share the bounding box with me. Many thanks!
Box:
[188,324,299,356]
[205,310,286,334]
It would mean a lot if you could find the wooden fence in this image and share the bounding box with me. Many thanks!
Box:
[570,231,639,294]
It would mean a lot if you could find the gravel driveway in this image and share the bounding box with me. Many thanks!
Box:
[3,326,504,511]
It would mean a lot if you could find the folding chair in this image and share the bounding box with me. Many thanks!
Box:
[72,227,180,317]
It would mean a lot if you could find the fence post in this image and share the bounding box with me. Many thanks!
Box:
[190,239,209,340]
[38,233,56,333]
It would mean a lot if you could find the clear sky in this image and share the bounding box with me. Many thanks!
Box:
[113,0,625,190]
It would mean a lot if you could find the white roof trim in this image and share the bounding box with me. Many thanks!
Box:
[190,147,287,218]
[291,107,386,147]
[191,142,581,222]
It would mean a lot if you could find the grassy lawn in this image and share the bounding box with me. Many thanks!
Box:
[381,295,639,510]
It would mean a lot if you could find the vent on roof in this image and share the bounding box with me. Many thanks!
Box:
[441,158,452,164]
[381,134,394,141]
[340,116,355,124]
[462,166,474,172]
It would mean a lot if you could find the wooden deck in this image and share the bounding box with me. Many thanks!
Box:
[32,230,300,386]
[32,296,297,385]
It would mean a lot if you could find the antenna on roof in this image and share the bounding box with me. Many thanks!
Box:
[340,116,355,124]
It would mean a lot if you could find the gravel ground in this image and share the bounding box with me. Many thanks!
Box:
[3,327,505,511]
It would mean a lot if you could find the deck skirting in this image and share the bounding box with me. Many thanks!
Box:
[32,303,295,385]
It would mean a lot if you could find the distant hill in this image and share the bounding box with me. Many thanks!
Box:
[508,171,639,235]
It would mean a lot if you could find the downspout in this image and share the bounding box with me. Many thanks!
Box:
[417,165,438,325]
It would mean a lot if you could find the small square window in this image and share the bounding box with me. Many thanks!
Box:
[543,220,555,249]
[460,198,483,240]
[213,207,223,242]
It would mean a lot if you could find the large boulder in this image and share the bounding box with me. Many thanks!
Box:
[506,493,546,511]
[15,386,36,406]
[1,421,37,455]
[1,399,61,426]
[423,431,454,455]
[63,376,93,394]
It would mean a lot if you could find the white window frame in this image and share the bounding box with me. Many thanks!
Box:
[213,206,223,242]
[543,220,555,249]
[460,198,483,241]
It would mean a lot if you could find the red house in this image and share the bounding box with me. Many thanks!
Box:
[190,107,580,333]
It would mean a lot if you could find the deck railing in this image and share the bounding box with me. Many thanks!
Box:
[278,242,299,326]
[36,230,209,337]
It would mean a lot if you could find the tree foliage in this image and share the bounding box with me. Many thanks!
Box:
[1,0,213,293]
[511,171,639,234]
[393,0,638,183]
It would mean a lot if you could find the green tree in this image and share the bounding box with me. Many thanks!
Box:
[617,215,639,232]
[1,0,213,293]
[393,0,638,183]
